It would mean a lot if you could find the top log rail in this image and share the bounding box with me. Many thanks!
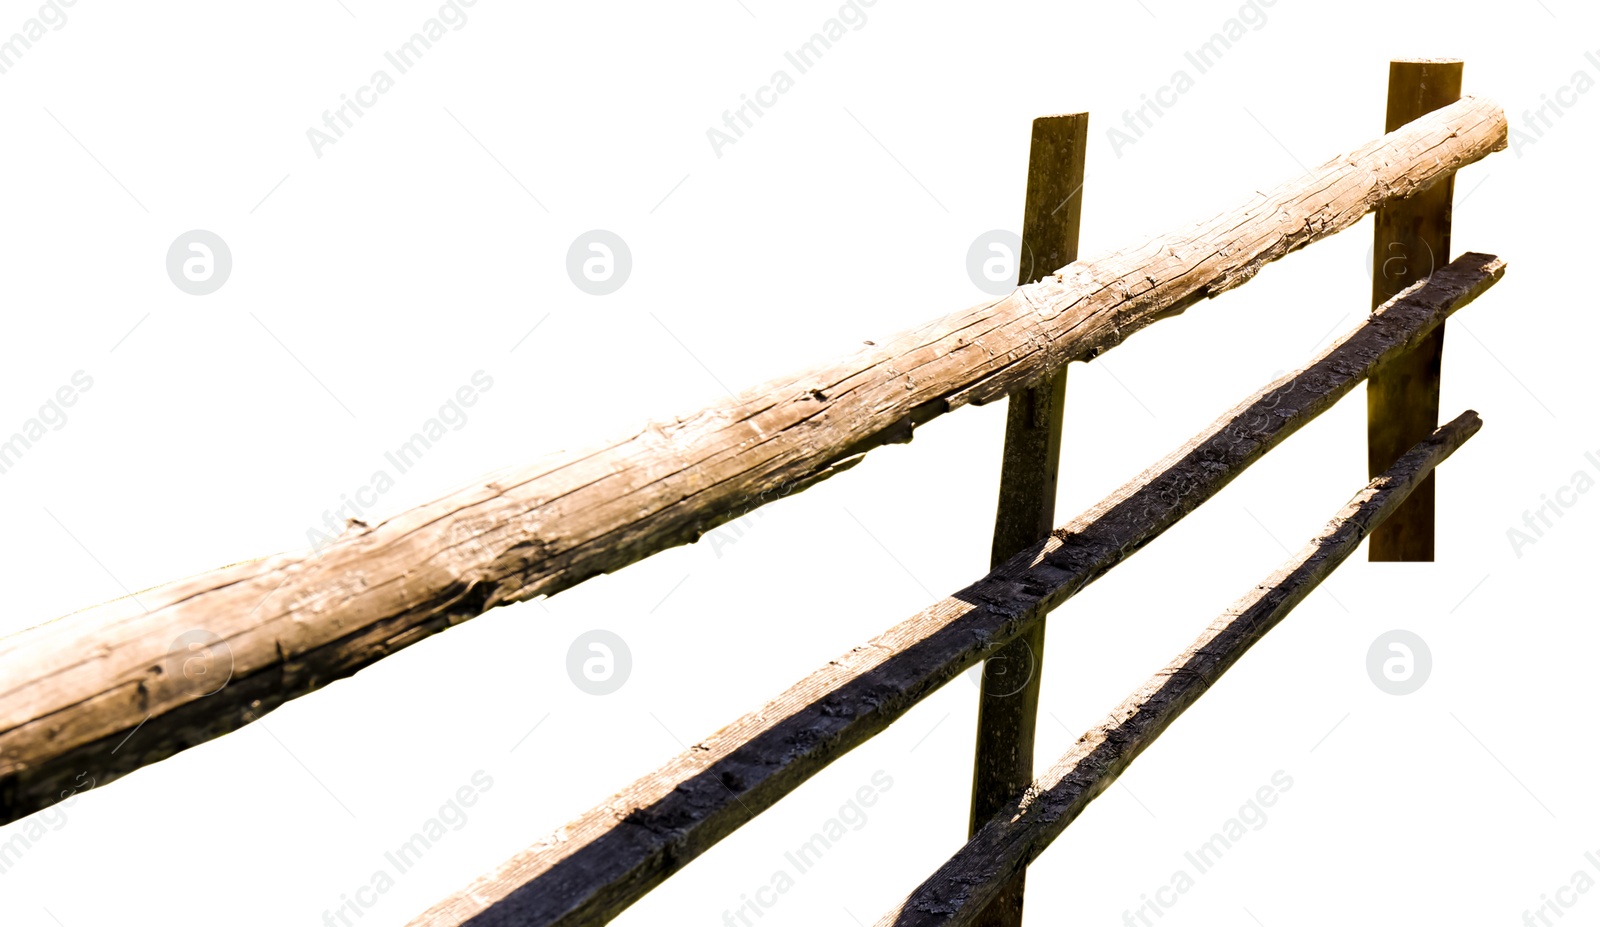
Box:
[0,96,1507,822]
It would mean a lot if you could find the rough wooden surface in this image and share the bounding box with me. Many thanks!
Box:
[1368,59,1464,561]
[406,255,1503,927]
[971,111,1087,927]
[0,99,1506,823]
[873,412,1482,927]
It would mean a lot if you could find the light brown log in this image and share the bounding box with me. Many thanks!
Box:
[0,98,1507,822]
[405,255,1504,927]
[1367,59,1464,560]
[971,111,1087,927]
[874,412,1482,927]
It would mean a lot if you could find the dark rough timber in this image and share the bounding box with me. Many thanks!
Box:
[875,412,1482,927]
[408,255,1504,927]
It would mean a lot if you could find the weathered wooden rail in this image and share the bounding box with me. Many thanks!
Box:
[3,58,1506,927]
[408,254,1502,927]
[875,413,1481,927]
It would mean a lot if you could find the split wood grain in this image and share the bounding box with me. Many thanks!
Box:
[0,98,1507,821]
[406,254,1504,927]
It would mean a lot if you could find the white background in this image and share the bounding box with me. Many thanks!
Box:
[1,0,1595,925]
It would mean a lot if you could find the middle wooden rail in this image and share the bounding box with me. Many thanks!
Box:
[410,253,1504,927]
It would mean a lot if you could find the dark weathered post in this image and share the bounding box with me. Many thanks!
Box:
[969,111,1088,927]
[1368,58,1462,560]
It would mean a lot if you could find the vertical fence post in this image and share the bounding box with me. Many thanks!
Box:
[1367,58,1463,561]
[969,111,1088,927]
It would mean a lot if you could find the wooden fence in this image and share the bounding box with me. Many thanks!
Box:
[1,59,1507,927]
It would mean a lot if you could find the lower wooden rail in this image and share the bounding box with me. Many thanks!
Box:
[873,412,1481,927]
[408,254,1503,927]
